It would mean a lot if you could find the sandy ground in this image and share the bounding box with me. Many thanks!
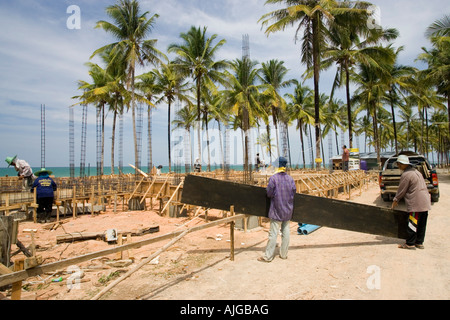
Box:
[2,171,449,301]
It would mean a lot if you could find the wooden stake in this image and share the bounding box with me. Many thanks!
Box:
[11,259,24,300]
[230,206,235,262]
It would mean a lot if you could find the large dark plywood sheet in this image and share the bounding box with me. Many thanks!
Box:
[181,175,409,240]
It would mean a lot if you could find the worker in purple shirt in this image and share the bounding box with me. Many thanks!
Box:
[258,157,297,262]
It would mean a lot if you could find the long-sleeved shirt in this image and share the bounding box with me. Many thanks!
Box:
[393,166,431,213]
[266,171,297,222]
[31,176,57,199]
[14,159,33,177]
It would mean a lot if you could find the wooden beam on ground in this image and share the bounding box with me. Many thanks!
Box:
[56,226,160,244]
[0,214,244,287]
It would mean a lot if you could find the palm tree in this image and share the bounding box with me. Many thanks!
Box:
[168,26,228,163]
[425,14,450,39]
[136,71,161,173]
[323,3,399,149]
[353,62,389,167]
[93,0,163,172]
[259,59,293,156]
[74,62,109,176]
[200,83,225,171]
[172,104,197,172]
[406,74,446,158]
[381,55,415,155]
[223,57,266,180]
[260,0,362,168]
[285,80,314,168]
[256,132,276,163]
[153,63,191,173]
[420,15,450,142]
[98,50,129,176]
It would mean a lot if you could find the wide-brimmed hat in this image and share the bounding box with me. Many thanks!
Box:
[34,168,53,176]
[5,156,17,167]
[395,155,411,166]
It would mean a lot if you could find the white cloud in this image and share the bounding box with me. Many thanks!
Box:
[0,0,447,168]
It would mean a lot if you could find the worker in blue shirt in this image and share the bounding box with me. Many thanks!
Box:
[31,168,57,223]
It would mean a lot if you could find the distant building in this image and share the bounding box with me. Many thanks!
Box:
[330,150,396,171]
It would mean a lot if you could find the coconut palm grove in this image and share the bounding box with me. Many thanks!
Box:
[73,0,450,174]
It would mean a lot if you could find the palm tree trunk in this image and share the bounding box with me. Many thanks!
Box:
[266,124,272,162]
[272,108,280,157]
[218,121,224,170]
[168,100,172,173]
[425,106,429,159]
[196,77,202,163]
[111,110,117,175]
[101,104,105,176]
[389,89,399,155]
[345,63,353,149]
[372,102,381,168]
[312,17,321,169]
[130,67,139,173]
[298,120,306,169]
[204,111,211,172]
[447,95,450,142]
[148,106,153,173]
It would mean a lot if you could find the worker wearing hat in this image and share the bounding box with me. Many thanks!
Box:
[31,168,57,223]
[5,155,35,190]
[392,155,431,250]
[258,157,296,262]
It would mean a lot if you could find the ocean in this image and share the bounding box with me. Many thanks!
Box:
[0,165,248,178]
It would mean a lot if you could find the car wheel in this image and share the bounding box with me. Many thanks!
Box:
[431,192,440,203]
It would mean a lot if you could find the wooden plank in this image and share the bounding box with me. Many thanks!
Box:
[0,263,12,275]
[0,214,244,287]
[0,216,14,267]
[181,175,409,240]
[56,226,160,244]
[161,182,183,216]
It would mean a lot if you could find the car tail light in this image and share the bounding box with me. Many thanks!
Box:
[379,172,384,188]
[432,173,439,187]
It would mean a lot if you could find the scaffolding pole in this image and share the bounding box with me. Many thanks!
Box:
[41,104,46,168]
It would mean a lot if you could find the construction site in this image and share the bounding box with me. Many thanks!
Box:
[0,166,383,299]
[1,165,448,301]
[1,101,450,301]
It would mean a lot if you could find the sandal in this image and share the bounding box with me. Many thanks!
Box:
[398,243,416,250]
[257,257,271,263]
[415,244,425,249]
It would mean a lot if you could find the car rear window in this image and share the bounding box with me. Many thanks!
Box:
[385,157,429,170]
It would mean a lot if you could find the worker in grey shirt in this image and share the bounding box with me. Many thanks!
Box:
[392,155,431,250]
[5,155,35,190]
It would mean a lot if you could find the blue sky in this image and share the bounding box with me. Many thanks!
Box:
[0,0,448,169]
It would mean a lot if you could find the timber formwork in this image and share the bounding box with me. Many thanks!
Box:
[0,170,378,220]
